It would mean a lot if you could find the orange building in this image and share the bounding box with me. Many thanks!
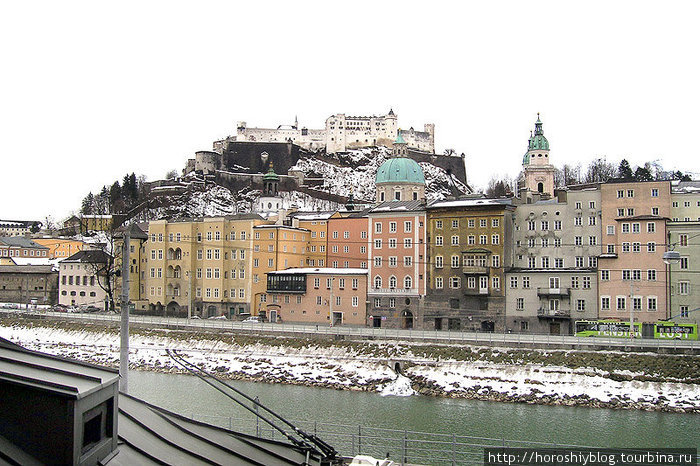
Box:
[34,238,88,259]
[265,268,368,326]
[598,181,671,322]
[327,211,370,269]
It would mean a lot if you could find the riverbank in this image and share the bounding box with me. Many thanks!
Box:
[2,318,699,413]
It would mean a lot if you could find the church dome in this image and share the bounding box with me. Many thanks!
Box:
[376,157,425,185]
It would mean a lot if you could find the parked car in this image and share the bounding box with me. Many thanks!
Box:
[1,303,20,310]
[52,304,68,312]
[208,315,227,320]
[242,316,260,323]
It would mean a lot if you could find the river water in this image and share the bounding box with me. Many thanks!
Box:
[128,370,698,464]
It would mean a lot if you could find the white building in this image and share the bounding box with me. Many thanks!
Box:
[59,250,112,310]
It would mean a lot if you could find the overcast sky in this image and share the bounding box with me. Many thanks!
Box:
[2,1,698,222]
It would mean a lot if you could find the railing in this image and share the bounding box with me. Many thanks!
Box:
[461,265,489,275]
[537,308,571,318]
[464,288,489,295]
[536,287,570,296]
[3,309,699,351]
[186,414,700,466]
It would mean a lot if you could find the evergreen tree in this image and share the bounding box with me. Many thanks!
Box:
[634,166,653,181]
[81,192,95,214]
[618,159,634,180]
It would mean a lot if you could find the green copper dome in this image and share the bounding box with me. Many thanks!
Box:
[263,163,279,181]
[376,157,425,185]
[395,132,406,144]
[527,114,549,151]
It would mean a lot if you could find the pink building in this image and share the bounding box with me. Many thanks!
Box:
[326,212,370,269]
[598,181,671,322]
[367,201,427,328]
[265,268,368,326]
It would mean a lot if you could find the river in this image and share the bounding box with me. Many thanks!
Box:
[128,370,699,464]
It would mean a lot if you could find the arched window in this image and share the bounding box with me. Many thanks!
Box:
[404,276,412,289]
[374,276,382,289]
[537,182,544,193]
[389,276,397,289]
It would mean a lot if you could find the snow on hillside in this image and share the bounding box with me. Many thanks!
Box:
[291,147,469,202]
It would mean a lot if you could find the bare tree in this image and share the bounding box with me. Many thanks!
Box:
[584,158,617,183]
[486,176,512,198]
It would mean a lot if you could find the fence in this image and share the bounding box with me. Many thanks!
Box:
[8,309,698,352]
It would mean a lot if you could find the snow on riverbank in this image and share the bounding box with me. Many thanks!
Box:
[1,323,698,412]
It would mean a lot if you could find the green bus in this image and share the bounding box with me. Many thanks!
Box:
[575,320,698,340]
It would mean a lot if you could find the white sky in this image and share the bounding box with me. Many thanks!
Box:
[2,1,699,222]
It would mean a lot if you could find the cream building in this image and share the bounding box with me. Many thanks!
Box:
[142,215,265,318]
[518,114,556,198]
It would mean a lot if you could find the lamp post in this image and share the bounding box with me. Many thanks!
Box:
[329,277,335,327]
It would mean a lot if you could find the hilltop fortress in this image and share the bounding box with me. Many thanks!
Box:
[213,109,435,154]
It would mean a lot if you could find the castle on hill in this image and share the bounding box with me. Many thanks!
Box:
[213,109,435,154]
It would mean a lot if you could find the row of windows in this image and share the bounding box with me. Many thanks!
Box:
[600,269,658,281]
[311,277,361,289]
[616,188,660,198]
[509,276,591,289]
[600,296,658,311]
[373,275,414,289]
[434,219,500,229]
[0,248,48,257]
[434,234,499,246]
[514,298,588,312]
[61,275,96,286]
[672,200,700,207]
[373,256,414,267]
[606,242,658,254]
[374,238,418,248]
[60,290,97,297]
[521,256,598,268]
[434,275,499,290]
[435,254,500,268]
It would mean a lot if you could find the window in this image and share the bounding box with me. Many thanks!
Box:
[617,297,626,310]
[451,255,460,268]
[492,255,500,268]
[680,257,689,270]
[622,243,630,253]
[679,281,690,295]
[554,258,563,268]
[632,223,640,233]
[541,221,549,231]
[435,220,443,229]
[589,216,596,226]
[316,296,322,305]
[617,190,624,198]
[516,298,524,311]
[589,236,597,246]
[651,188,658,197]
[541,238,549,248]
[492,276,500,289]
[522,277,530,289]
[607,225,615,235]
[583,276,591,289]
[374,239,382,249]
[541,256,549,268]
[389,256,398,267]
[468,219,475,228]
[679,234,688,246]
[492,218,500,228]
[574,217,582,226]
[451,235,459,246]
[435,256,443,268]
[617,208,626,217]
[388,238,397,249]
[435,276,443,289]
[480,219,487,228]
[647,269,657,281]
[575,236,582,246]
[632,242,641,253]
[651,207,659,216]
[576,300,586,311]
[450,277,460,288]
[647,242,656,252]
[680,306,689,318]
[601,297,610,310]
[601,270,610,281]
[435,236,443,246]
[571,277,579,289]
[389,222,397,233]
[647,297,657,311]
[622,223,630,234]
[375,222,382,233]
[404,256,412,266]
[479,235,487,245]
[554,220,562,230]
[374,257,382,267]
[389,298,396,308]
[510,276,518,288]
[528,221,536,231]
[622,270,631,280]
[492,234,500,245]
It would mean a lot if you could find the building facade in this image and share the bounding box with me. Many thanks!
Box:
[265,268,368,326]
[367,201,427,329]
[58,250,112,310]
[424,199,514,332]
[671,181,700,222]
[143,215,263,317]
[33,238,88,259]
[667,221,700,325]
[598,181,671,322]
[0,237,49,259]
[326,211,370,269]
[0,265,58,306]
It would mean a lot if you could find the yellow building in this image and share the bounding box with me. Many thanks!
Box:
[142,215,266,318]
[34,238,88,259]
[289,212,332,268]
[251,224,311,319]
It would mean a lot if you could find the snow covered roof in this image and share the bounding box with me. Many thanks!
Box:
[268,267,368,275]
[428,198,513,209]
[288,211,336,221]
[672,181,700,193]
[369,200,425,213]
[0,237,48,249]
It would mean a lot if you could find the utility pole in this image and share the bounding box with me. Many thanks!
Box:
[120,228,130,393]
[187,270,192,321]
[629,278,635,340]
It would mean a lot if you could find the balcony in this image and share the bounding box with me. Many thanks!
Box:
[536,287,570,297]
[462,265,489,275]
[368,287,419,295]
[537,308,571,318]
[464,287,489,296]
